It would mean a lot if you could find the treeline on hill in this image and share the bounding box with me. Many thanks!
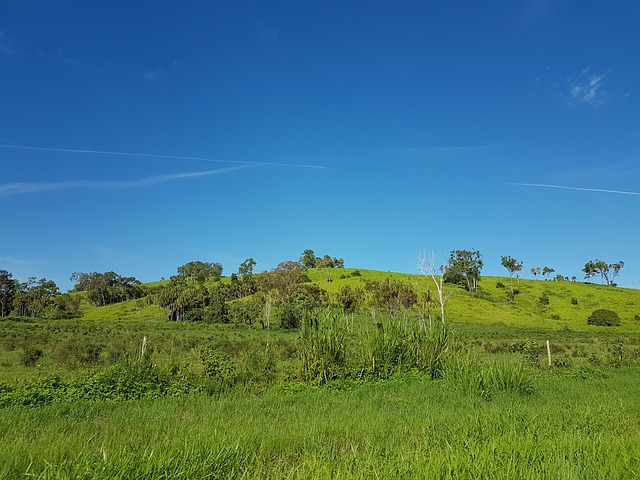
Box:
[0,248,626,327]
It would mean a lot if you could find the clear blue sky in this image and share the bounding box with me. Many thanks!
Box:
[2,1,639,291]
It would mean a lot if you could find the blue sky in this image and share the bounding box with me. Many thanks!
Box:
[1,1,639,291]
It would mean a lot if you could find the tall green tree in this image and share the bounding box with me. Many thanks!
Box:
[583,259,624,286]
[443,250,483,292]
[0,269,18,317]
[13,278,60,317]
[501,256,523,292]
[71,271,143,306]
[300,249,317,269]
[176,261,223,284]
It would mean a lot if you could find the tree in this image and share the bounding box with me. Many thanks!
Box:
[541,266,555,278]
[238,258,256,277]
[417,251,452,327]
[71,271,143,306]
[582,259,624,286]
[501,256,523,292]
[176,261,223,284]
[300,250,344,269]
[300,249,317,269]
[443,250,483,292]
[13,278,60,317]
[338,285,363,329]
[363,278,417,322]
[255,261,309,328]
[530,267,541,279]
[0,269,18,317]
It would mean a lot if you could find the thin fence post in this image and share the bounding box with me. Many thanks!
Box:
[141,336,148,358]
[546,340,552,367]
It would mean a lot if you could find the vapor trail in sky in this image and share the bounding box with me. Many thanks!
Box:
[0,144,329,169]
[0,165,257,198]
[509,182,640,196]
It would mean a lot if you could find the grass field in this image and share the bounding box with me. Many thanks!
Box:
[1,370,638,479]
[1,269,639,478]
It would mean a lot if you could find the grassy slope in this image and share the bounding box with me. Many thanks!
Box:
[73,267,640,332]
[307,268,640,332]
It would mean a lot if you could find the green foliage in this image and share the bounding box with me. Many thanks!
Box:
[443,352,534,398]
[363,278,417,319]
[297,310,348,384]
[587,309,621,326]
[538,293,550,306]
[365,319,449,380]
[228,298,262,326]
[583,259,624,286]
[70,271,143,307]
[176,260,223,284]
[571,297,579,305]
[21,346,43,367]
[57,341,104,367]
[444,249,483,292]
[0,269,17,317]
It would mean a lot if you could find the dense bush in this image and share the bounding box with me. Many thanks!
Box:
[22,347,43,367]
[587,309,621,327]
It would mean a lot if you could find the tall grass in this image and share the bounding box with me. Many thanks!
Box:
[365,317,449,379]
[1,370,638,479]
[443,351,534,398]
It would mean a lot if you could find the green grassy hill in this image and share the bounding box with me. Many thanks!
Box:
[75,267,640,334]
[306,268,640,333]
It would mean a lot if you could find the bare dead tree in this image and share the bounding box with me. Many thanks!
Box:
[417,250,452,328]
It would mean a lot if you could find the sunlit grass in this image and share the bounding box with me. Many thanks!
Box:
[1,370,638,479]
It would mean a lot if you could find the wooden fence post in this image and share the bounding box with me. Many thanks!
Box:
[546,340,552,367]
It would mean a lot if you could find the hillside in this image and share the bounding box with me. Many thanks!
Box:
[76,267,640,333]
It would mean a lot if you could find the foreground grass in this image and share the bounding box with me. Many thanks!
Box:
[1,369,638,479]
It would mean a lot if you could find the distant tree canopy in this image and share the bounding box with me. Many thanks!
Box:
[0,270,80,319]
[176,261,223,284]
[500,256,523,292]
[542,266,555,277]
[71,271,143,306]
[443,250,483,292]
[583,259,624,286]
[0,269,18,317]
[364,278,417,320]
[299,249,344,269]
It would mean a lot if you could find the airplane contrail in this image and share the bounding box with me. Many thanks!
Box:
[509,183,640,196]
[0,165,257,198]
[0,143,329,169]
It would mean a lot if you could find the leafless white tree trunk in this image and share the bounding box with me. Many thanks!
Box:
[417,250,452,327]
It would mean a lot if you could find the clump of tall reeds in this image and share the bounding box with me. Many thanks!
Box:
[443,351,534,398]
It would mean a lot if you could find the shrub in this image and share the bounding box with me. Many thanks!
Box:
[571,297,579,305]
[635,314,640,321]
[22,347,43,367]
[351,270,361,277]
[538,293,550,306]
[495,282,505,289]
[551,314,561,320]
[587,309,621,326]
[57,341,104,367]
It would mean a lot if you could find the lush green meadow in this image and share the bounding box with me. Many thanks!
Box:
[1,370,639,478]
[1,269,639,478]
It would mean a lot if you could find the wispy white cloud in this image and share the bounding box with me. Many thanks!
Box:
[566,68,607,106]
[0,165,257,198]
[144,61,179,82]
[0,144,329,169]
[0,32,15,54]
[0,256,55,268]
[509,182,640,196]
[255,21,279,44]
